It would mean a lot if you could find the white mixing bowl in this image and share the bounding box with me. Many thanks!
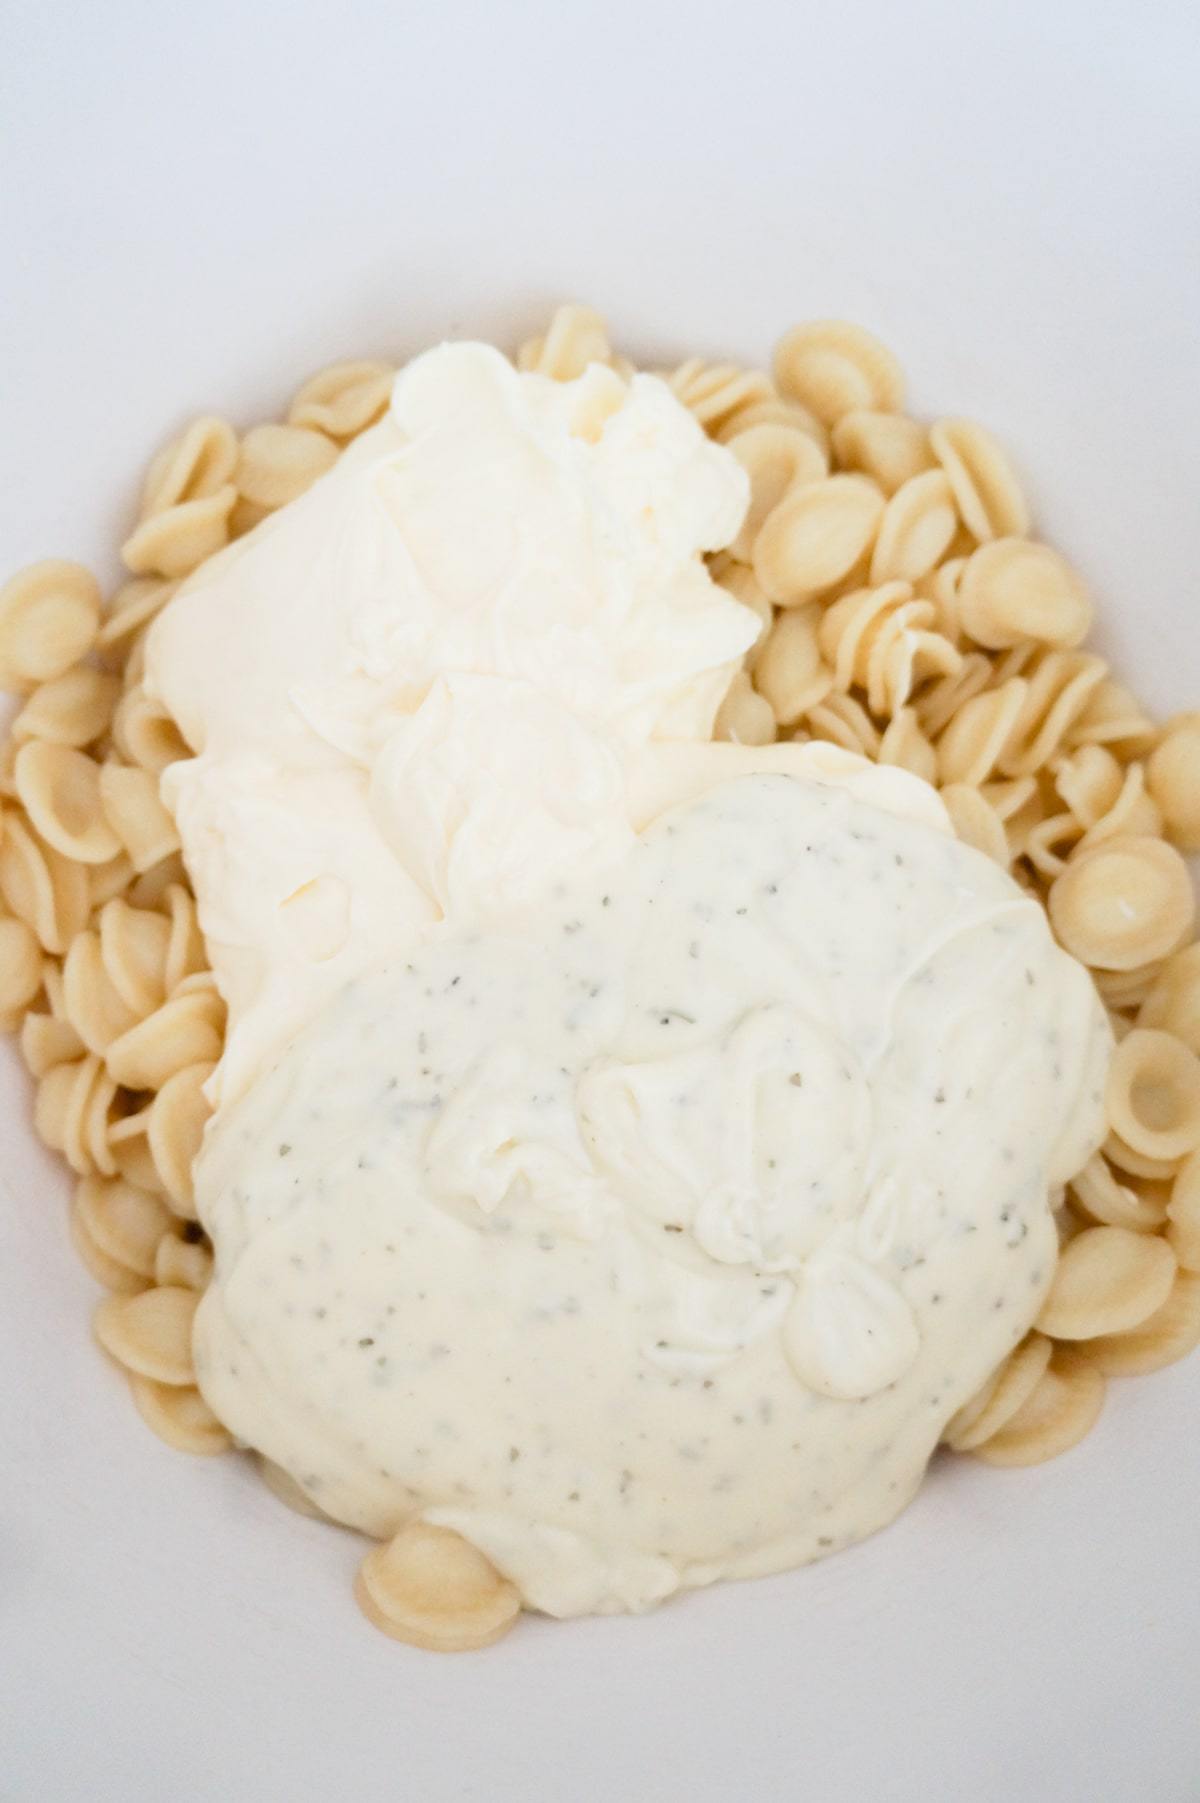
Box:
[2,4,1197,1798]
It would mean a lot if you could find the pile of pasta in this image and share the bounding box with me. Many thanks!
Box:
[1,308,1198,1520]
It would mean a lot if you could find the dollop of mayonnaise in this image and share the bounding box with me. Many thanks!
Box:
[147,345,1111,1620]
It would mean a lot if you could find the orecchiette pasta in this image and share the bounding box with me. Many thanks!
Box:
[868,470,958,585]
[75,1174,174,1280]
[939,782,1010,866]
[941,1331,1052,1452]
[14,742,121,864]
[1048,834,1195,971]
[98,763,181,872]
[111,687,191,774]
[935,677,1029,787]
[877,707,938,786]
[929,418,1029,542]
[96,578,178,660]
[69,1190,147,1294]
[666,360,775,433]
[830,409,935,496]
[517,305,612,382]
[1069,1152,1169,1234]
[1065,675,1157,758]
[355,1520,521,1653]
[1146,714,1200,850]
[817,581,960,718]
[288,360,395,439]
[753,473,885,604]
[773,321,904,426]
[969,1347,1105,1466]
[236,423,340,510]
[154,1229,214,1292]
[725,423,828,561]
[1166,1151,1200,1271]
[0,561,102,690]
[803,690,881,759]
[93,1285,199,1386]
[0,807,91,953]
[752,604,832,726]
[11,664,120,748]
[147,1060,215,1216]
[105,985,225,1092]
[62,928,140,1054]
[957,539,1092,650]
[120,485,237,581]
[714,670,777,746]
[139,417,238,519]
[1105,1029,1200,1164]
[1036,1223,1177,1339]
[0,913,44,1014]
[1138,945,1200,1054]
[1075,1270,1200,1377]
[128,1372,231,1456]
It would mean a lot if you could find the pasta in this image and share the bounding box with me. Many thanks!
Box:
[830,410,935,496]
[11,665,120,748]
[288,359,395,439]
[0,561,102,690]
[752,604,832,727]
[773,321,904,426]
[3,304,1199,1642]
[517,304,612,382]
[355,1521,521,1652]
[1104,1029,1200,1164]
[868,470,958,585]
[1147,714,1200,850]
[1048,835,1195,971]
[236,424,340,510]
[753,474,885,603]
[93,1285,199,1386]
[929,418,1030,542]
[817,581,960,718]
[725,423,828,561]
[957,539,1092,650]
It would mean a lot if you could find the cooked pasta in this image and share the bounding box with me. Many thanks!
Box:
[288,359,395,439]
[1048,835,1195,971]
[868,469,958,585]
[929,418,1030,542]
[817,581,960,718]
[753,473,885,604]
[2,304,1199,1643]
[355,1520,522,1652]
[1146,714,1200,850]
[957,539,1092,650]
[830,409,935,496]
[773,321,904,426]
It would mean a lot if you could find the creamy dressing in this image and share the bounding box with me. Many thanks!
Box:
[194,772,1109,1617]
[146,344,1112,1620]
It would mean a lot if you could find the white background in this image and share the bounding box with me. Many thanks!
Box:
[1,2,1198,1798]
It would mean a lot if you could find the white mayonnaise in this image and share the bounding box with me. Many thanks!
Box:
[148,346,1111,1620]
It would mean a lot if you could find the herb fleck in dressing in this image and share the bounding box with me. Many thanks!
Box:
[193,773,1110,1618]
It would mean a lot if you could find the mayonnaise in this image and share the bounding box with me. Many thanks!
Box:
[147,345,1111,1620]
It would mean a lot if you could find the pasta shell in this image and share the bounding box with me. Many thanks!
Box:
[1074,1270,1200,1377]
[752,605,833,727]
[1048,835,1195,971]
[98,763,181,872]
[517,306,612,382]
[120,485,237,580]
[1166,1151,1200,1271]
[970,1348,1105,1466]
[128,1373,230,1455]
[355,1522,521,1653]
[1036,1225,1177,1340]
[288,359,395,439]
[68,1191,148,1294]
[93,1285,198,1385]
[75,1173,174,1279]
[713,671,776,747]
[942,1332,1053,1451]
[0,809,91,953]
[1146,714,1200,850]
[929,418,1029,542]
[14,743,121,864]
[148,1060,215,1216]
[725,423,827,561]
[958,539,1092,650]
[868,471,958,585]
[154,1230,214,1292]
[1139,944,1200,1055]
[11,666,121,749]
[0,561,102,690]
[62,929,140,1054]
[773,322,904,426]
[0,913,44,1013]
[236,424,340,510]
[831,410,934,496]
[139,417,239,518]
[1105,1028,1200,1163]
[1069,1153,1169,1234]
[753,474,885,604]
[106,988,225,1092]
